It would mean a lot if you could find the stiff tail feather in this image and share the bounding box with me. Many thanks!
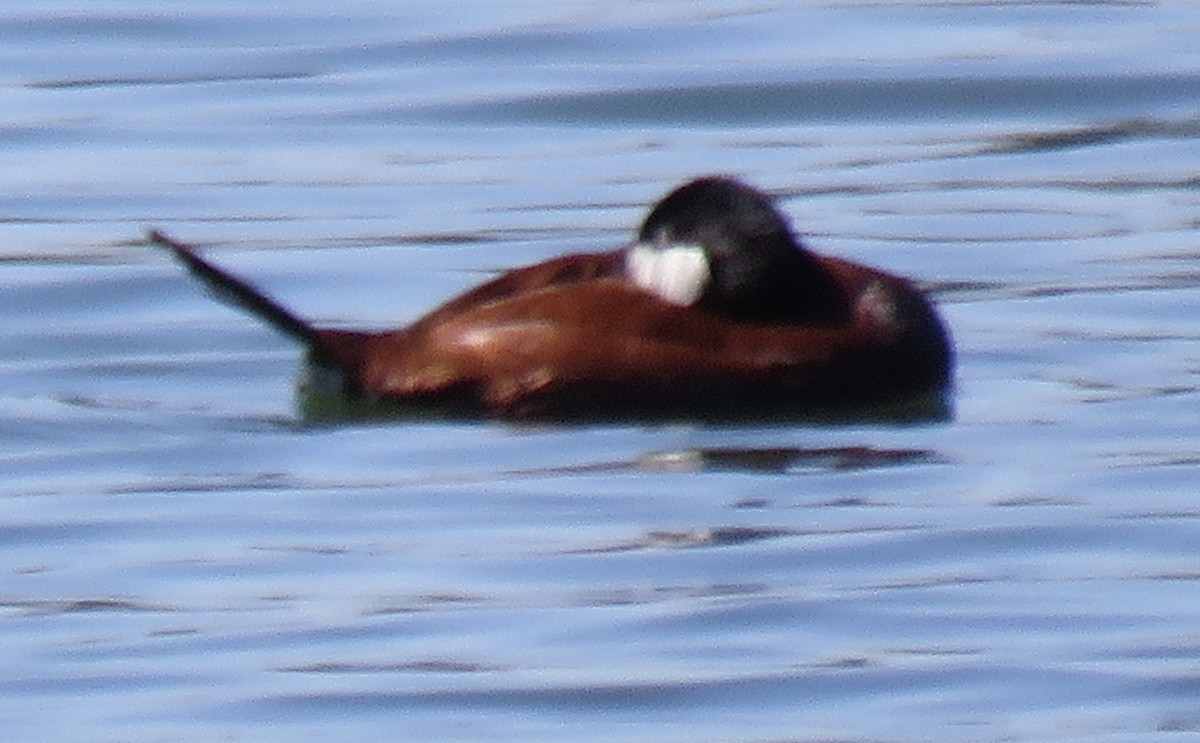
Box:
[147,229,321,348]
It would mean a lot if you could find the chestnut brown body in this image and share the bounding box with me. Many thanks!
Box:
[148,177,952,420]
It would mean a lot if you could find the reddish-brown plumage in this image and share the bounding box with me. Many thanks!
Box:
[149,177,952,420]
[305,251,948,418]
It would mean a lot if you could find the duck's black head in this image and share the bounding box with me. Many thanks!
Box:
[625,176,842,323]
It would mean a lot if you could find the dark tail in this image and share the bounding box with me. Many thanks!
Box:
[147,229,320,348]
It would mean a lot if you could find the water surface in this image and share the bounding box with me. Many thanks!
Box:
[1,2,1199,742]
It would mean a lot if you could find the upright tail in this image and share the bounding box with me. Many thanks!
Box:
[148,230,373,396]
[147,229,321,348]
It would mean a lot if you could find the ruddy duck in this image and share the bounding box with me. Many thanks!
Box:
[148,177,952,419]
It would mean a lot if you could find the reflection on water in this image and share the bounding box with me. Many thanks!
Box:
[1,2,1199,742]
[417,73,1200,127]
[634,444,944,473]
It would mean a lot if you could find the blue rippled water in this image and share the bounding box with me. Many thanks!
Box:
[1,2,1199,741]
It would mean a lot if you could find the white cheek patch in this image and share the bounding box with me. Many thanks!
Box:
[625,242,711,307]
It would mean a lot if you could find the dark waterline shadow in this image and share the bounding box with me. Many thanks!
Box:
[295,384,955,429]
